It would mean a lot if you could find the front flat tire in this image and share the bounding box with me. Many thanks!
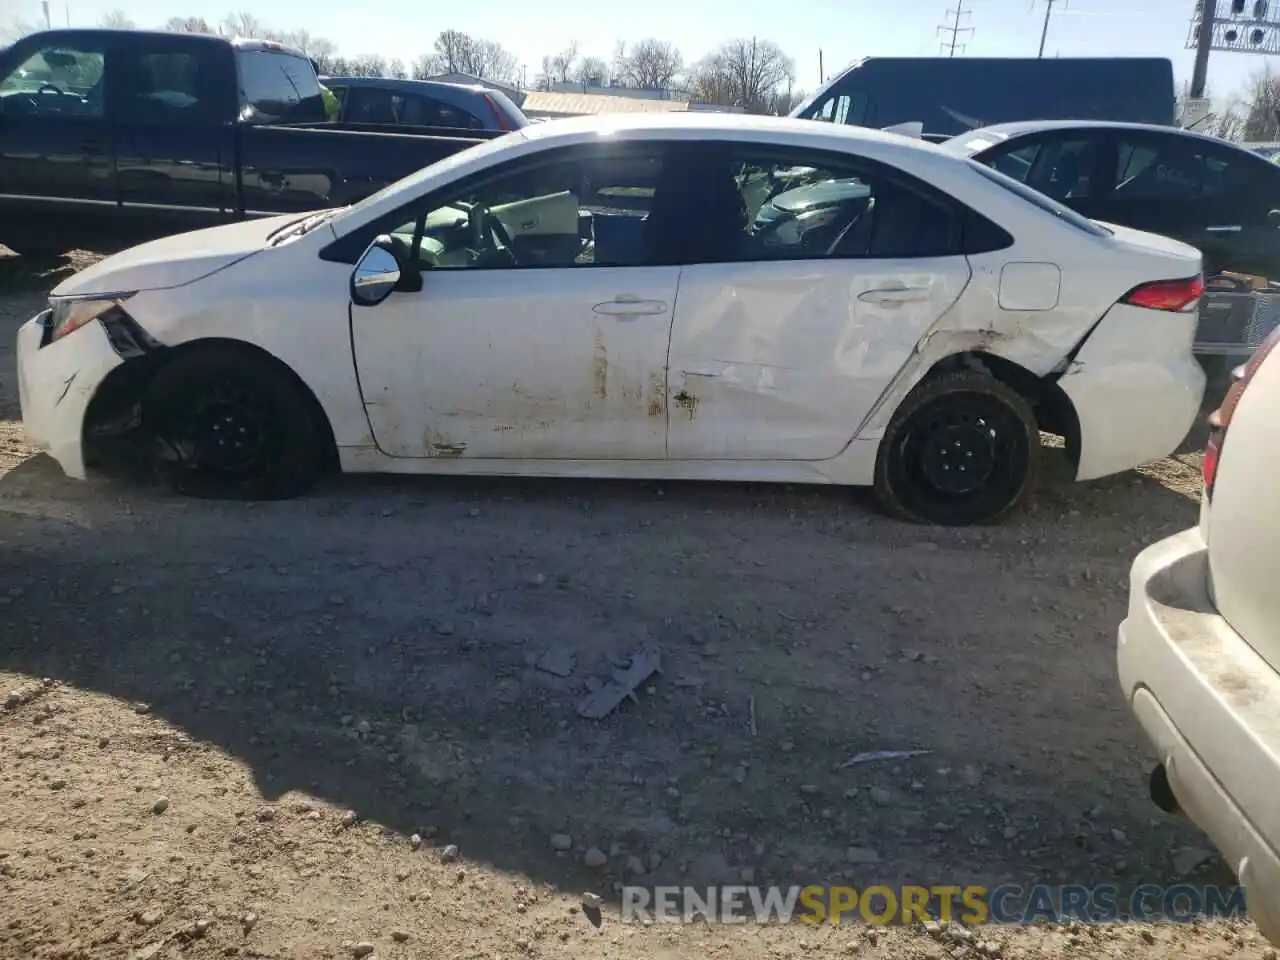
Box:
[142,346,324,501]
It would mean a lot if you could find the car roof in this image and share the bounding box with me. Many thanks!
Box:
[959,119,1219,143]
[14,27,307,56]
[517,111,943,154]
[323,76,492,95]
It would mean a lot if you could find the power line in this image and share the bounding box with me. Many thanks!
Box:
[937,0,975,56]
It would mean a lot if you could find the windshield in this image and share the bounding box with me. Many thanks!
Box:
[967,158,1112,237]
[325,129,529,232]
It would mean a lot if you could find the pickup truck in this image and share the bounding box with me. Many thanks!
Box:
[0,28,497,256]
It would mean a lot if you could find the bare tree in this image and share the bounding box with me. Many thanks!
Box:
[221,12,268,40]
[164,16,218,34]
[472,38,517,81]
[689,38,794,113]
[1,18,41,42]
[385,58,408,80]
[1240,66,1280,141]
[613,38,682,90]
[99,10,137,29]
[574,55,609,87]
[412,53,445,80]
[347,54,390,78]
[548,41,579,83]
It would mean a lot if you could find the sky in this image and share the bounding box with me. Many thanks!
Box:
[4,0,1278,100]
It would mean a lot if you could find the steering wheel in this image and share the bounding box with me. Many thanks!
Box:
[37,83,68,97]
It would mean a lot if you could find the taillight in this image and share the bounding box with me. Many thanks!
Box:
[482,94,512,131]
[1121,275,1205,312]
[1203,325,1280,495]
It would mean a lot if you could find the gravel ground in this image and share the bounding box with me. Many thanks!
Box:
[0,249,1270,960]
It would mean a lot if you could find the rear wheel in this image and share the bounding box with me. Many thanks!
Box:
[142,346,324,500]
[873,370,1038,526]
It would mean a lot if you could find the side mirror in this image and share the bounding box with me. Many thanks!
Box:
[349,234,420,306]
[1269,209,1280,227]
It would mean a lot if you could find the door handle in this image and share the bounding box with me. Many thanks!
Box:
[1205,225,1242,232]
[858,286,930,304]
[592,298,667,317]
[520,219,537,230]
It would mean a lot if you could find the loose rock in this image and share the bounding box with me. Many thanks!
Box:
[550,833,573,851]
[392,930,410,943]
[410,833,423,850]
[869,787,893,807]
[441,844,460,863]
[584,847,608,868]
[582,892,603,910]
[341,810,359,828]
[152,796,170,815]
[845,846,881,865]
[350,943,375,958]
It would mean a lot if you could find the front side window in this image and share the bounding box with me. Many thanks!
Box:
[237,50,325,123]
[0,42,104,118]
[987,137,1096,201]
[381,145,669,271]
[685,147,962,264]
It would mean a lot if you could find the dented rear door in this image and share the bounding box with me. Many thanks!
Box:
[664,142,971,461]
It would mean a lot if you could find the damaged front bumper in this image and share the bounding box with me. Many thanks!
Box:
[16,308,141,480]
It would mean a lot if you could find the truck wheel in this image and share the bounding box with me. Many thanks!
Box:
[142,345,324,500]
[873,370,1038,526]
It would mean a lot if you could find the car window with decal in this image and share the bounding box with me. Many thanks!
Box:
[1113,137,1258,201]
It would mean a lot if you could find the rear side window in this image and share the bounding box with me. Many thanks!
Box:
[968,159,1111,237]
[338,86,483,129]
[111,43,227,125]
[679,146,965,264]
[237,50,325,123]
[1113,137,1260,201]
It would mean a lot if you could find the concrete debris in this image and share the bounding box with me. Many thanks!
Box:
[577,643,662,719]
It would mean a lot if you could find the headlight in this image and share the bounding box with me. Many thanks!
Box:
[48,294,134,344]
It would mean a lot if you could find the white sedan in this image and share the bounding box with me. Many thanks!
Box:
[17,112,1206,525]
[1118,327,1280,942]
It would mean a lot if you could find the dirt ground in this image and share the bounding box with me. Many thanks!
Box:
[0,249,1270,960]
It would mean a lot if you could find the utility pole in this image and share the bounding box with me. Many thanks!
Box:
[1037,0,1056,57]
[818,49,824,84]
[938,0,974,56]
[41,0,51,28]
[1190,0,1217,99]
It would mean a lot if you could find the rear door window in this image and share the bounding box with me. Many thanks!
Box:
[237,49,325,123]
[108,37,227,125]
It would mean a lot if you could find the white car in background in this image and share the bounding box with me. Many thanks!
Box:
[1119,328,1280,943]
[17,112,1205,525]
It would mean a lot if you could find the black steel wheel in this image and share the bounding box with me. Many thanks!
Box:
[142,345,325,500]
[873,370,1038,526]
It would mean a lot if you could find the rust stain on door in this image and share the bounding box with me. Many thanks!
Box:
[673,389,698,421]
[592,327,608,400]
[423,429,467,458]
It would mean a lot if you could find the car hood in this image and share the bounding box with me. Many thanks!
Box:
[51,212,313,298]
[771,178,871,214]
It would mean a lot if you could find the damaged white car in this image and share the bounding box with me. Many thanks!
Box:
[17,113,1206,525]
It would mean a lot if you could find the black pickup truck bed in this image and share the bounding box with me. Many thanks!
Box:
[0,28,494,255]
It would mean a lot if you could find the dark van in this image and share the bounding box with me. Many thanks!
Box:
[790,57,1176,139]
